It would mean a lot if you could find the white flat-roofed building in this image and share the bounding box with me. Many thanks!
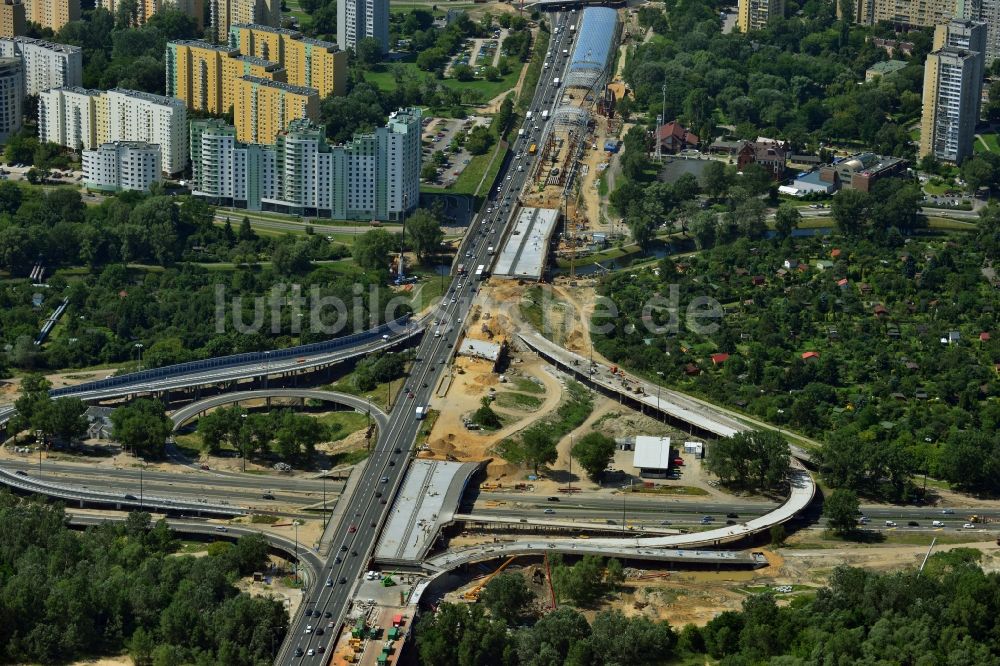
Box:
[38,86,99,150]
[633,435,673,478]
[96,89,188,174]
[83,141,162,192]
[0,36,81,95]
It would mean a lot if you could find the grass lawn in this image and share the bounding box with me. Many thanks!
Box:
[316,411,369,443]
[328,376,399,412]
[976,132,1000,153]
[327,447,371,467]
[625,484,710,496]
[405,269,448,310]
[364,61,521,103]
[494,391,543,411]
[510,377,544,394]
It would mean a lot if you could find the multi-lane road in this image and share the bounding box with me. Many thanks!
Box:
[277,13,585,662]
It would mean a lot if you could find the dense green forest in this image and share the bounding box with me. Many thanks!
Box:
[0,185,411,373]
[415,548,1000,665]
[593,229,1000,497]
[0,494,285,665]
[627,0,928,155]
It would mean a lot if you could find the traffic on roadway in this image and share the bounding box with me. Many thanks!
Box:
[277,11,585,662]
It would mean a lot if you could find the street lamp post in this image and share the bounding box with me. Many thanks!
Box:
[656,371,664,422]
[137,457,144,510]
[240,413,248,473]
[264,350,270,388]
[134,342,144,371]
[293,520,299,583]
[322,474,327,527]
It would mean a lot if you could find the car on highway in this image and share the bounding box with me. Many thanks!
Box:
[315,628,324,635]
[304,625,312,634]
[963,523,976,528]
[324,611,332,618]
[942,509,955,514]
[381,476,389,483]
[884,520,897,527]
[307,649,314,656]
[932,520,945,527]
[544,508,555,514]
[317,646,325,654]
[726,512,739,518]
[701,516,714,523]
[339,577,347,584]
[325,578,332,587]
[907,521,919,527]
[334,555,342,563]
[214,526,227,532]
[262,493,275,500]
[14,470,26,476]
[660,520,672,525]
[388,459,395,466]
[547,496,560,501]
[294,648,303,657]
[348,524,357,533]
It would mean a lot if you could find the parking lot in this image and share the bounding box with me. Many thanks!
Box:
[420,116,491,188]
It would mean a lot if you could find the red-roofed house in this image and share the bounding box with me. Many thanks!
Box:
[655,121,699,154]
[711,353,730,365]
[873,304,889,318]
[830,248,842,258]
[801,351,820,361]
[980,332,991,342]
[837,278,849,287]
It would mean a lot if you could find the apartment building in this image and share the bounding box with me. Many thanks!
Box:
[842,0,999,66]
[23,0,78,31]
[232,75,319,144]
[209,0,279,43]
[97,0,203,29]
[166,39,285,115]
[38,86,99,149]
[0,57,21,141]
[190,108,421,221]
[83,141,163,192]
[0,36,82,96]
[229,23,347,97]
[0,0,25,38]
[736,0,784,33]
[337,0,388,52]
[39,87,187,174]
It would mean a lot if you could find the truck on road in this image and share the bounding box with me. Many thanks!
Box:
[541,110,549,120]
[415,405,428,420]
[553,78,560,87]
[529,143,537,154]
[475,264,485,280]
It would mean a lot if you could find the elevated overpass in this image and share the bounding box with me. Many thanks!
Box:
[0,316,417,430]
[170,389,389,432]
[0,467,245,516]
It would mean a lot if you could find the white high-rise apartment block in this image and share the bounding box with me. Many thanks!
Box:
[190,108,421,221]
[96,89,187,174]
[337,0,388,53]
[38,87,187,175]
[0,36,81,96]
[38,86,98,150]
[0,56,22,141]
[83,141,162,192]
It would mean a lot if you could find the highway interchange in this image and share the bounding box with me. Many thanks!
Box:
[276,12,587,662]
[0,8,997,665]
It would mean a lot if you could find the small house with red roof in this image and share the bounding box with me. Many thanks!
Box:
[801,351,820,361]
[710,353,730,365]
[655,121,699,154]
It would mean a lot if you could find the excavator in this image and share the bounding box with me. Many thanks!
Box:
[463,556,518,601]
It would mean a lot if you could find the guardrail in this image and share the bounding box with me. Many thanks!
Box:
[50,316,412,398]
[0,468,245,516]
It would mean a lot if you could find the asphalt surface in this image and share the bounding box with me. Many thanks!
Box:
[276,14,584,663]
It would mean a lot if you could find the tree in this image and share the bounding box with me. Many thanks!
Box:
[520,425,557,475]
[960,156,995,192]
[406,209,445,263]
[110,399,172,458]
[352,228,397,272]
[831,187,871,236]
[703,160,731,199]
[355,38,383,68]
[480,573,534,625]
[40,397,88,442]
[773,203,801,239]
[516,607,591,665]
[705,430,789,491]
[12,373,52,436]
[465,125,494,155]
[421,163,439,181]
[274,413,327,460]
[452,64,474,81]
[473,397,502,429]
[571,432,616,481]
[552,554,607,606]
[824,488,860,535]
